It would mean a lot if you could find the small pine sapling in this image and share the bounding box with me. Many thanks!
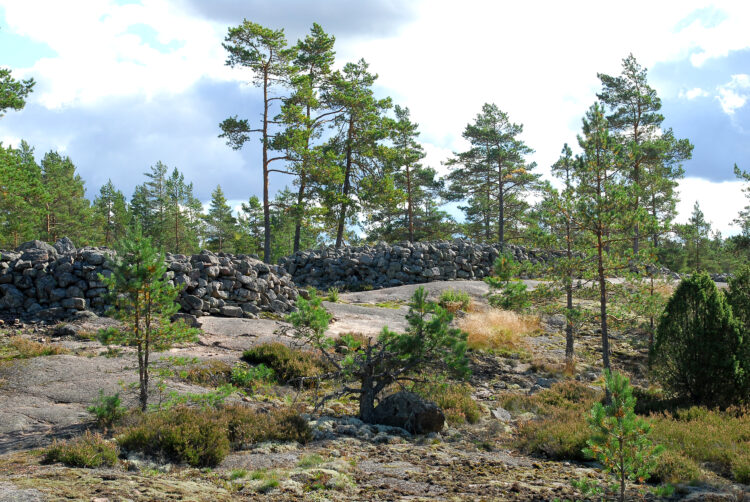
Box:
[574,370,663,502]
[98,229,199,411]
[485,252,530,311]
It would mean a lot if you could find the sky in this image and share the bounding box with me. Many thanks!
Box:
[1,0,749,236]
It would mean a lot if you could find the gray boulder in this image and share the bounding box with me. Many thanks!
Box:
[372,391,444,434]
[54,236,76,254]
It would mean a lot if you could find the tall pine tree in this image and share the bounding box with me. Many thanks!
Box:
[92,179,128,246]
[204,185,236,253]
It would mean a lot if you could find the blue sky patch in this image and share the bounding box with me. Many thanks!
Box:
[0,7,57,69]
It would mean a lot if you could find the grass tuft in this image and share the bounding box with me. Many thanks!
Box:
[458,310,536,357]
[43,431,119,468]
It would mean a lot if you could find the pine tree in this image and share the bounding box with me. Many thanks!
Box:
[445,103,538,247]
[0,66,34,117]
[98,228,198,411]
[141,162,169,249]
[390,105,426,242]
[92,179,128,246]
[204,185,236,253]
[598,54,691,254]
[325,59,392,248]
[220,21,296,263]
[733,164,750,237]
[39,151,92,243]
[276,23,338,253]
[572,103,640,373]
[0,141,44,248]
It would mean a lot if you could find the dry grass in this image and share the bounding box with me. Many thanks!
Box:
[458,310,538,356]
[3,336,70,359]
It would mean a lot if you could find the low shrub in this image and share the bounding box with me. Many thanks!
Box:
[650,406,750,483]
[181,359,233,387]
[118,405,311,467]
[43,431,119,468]
[516,406,590,460]
[651,450,701,484]
[118,407,230,467]
[438,289,471,313]
[242,343,329,386]
[412,379,481,425]
[225,405,312,447]
[230,363,276,388]
[88,390,127,428]
[499,380,598,417]
[327,287,340,303]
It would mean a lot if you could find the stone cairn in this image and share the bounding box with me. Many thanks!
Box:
[0,238,297,321]
[278,239,558,291]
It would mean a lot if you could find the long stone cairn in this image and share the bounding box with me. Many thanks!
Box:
[277,239,559,291]
[0,238,297,321]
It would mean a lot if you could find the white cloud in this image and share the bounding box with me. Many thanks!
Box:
[0,0,233,109]
[675,177,746,235]
[716,74,750,114]
[680,87,709,99]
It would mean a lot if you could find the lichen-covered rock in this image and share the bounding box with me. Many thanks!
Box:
[372,391,445,434]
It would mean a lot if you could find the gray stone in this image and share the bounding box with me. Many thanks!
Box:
[220,306,243,317]
[54,236,76,254]
[491,406,512,422]
[61,297,86,310]
[372,391,444,434]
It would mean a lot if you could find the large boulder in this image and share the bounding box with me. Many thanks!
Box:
[372,391,445,434]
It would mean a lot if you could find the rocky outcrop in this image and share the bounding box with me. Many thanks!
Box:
[0,239,297,321]
[372,391,445,434]
[278,240,558,291]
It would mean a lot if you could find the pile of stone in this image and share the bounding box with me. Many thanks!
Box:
[278,239,557,291]
[0,239,297,321]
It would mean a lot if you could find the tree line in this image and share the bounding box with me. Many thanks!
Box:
[2,22,750,272]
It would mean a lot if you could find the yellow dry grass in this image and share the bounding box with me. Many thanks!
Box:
[458,310,538,355]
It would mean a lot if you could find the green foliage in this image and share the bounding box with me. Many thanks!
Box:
[88,390,126,429]
[0,66,35,117]
[289,287,469,423]
[39,150,93,243]
[118,407,231,467]
[230,363,276,388]
[326,286,340,303]
[92,179,129,247]
[411,377,480,425]
[204,184,237,253]
[241,342,329,386]
[652,272,748,407]
[181,359,233,387]
[485,253,530,311]
[43,432,119,468]
[438,288,471,313]
[444,103,539,245]
[0,141,44,248]
[98,229,199,411]
[583,370,663,502]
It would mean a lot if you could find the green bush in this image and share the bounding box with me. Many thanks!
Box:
[118,407,230,467]
[88,390,127,429]
[652,272,747,407]
[43,432,119,468]
[181,359,233,387]
[412,378,480,425]
[230,363,276,388]
[517,407,590,460]
[651,450,701,484]
[118,405,311,467]
[224,405,312,447]
[327,287,340,303]
[438,289,471,313]
[242,343,328,387]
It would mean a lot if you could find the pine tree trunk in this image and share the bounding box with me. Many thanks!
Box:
[335,116,354,249]
[597,232,611,373]
[359,378,376,423]
[262,67,272,263]
[406,163,414,242]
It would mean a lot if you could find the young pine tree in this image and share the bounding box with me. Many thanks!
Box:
[581,370,663,502]
[98,229,198,411]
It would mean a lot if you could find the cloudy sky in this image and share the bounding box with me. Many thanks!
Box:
[1,0,749,235]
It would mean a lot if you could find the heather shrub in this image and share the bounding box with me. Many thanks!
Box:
[43,432,119,468]
[242,343,328,386]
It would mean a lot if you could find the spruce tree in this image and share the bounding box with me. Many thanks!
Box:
[204,185,236,253]
[92,179,129,246]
